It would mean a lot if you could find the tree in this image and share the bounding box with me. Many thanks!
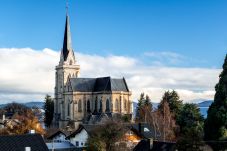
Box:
[204,54,227,150]
[9,110,45,135]
[135,93,152,122]
[0,105,45,135]
[176,103,204,151]
[87,120,127,151]
[158,90,183,119]
[4,102,29,116]
[150,101,178,141]
[44,94,54,128]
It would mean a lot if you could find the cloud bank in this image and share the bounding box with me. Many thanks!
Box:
[0,48,221,103]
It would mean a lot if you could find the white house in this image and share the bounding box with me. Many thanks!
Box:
[66,125,88,148]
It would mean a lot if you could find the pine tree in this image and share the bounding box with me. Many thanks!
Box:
[177,103,204,151]
[204,54,227,150]
[158,90,183,119]
[44,94,54,128]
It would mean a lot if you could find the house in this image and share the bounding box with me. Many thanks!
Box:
[65,123,155,149]
[47,129,71,143]
[46,129,76,150]
[0,134,48,151]
[66,125,89,148]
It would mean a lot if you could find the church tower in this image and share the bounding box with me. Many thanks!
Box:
[54,12,80,125]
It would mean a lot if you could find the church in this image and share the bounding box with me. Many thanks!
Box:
[54,12,132,128]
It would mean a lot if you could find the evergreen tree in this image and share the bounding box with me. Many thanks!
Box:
[136,93,145,122]
[177,103,204,151]
[158,90,183,119]
[44,94,54,128]
[136,93,153,122]
[204,54,227,150]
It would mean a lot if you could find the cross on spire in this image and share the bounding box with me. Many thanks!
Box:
[66,0,69,15]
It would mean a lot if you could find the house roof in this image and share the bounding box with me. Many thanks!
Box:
[0,134,48,151]
[129,123,155,139]
[66,125,84,139]
[69,77,129,92]
[66,122,155,140]
[47,129,71,140]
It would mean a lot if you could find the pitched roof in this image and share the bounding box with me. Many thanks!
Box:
[0,134,48,151]
[128,123,155,139]
[69,77,129,92]
[47,129,71,140]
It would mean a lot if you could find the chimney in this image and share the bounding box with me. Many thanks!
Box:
[139,123,144,133]
[29,130,35,134]
[25,147,31,151]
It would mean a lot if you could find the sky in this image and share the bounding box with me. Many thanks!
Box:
[0,0,226,103]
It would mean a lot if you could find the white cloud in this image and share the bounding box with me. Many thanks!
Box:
[0,48,221,104]
[144,51,185,65]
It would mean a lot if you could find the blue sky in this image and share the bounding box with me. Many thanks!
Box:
[0,0,226,68]
[0,0,226,103]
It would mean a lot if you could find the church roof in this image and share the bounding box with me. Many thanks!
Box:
[62,14,73,61]
[69,77,129,92]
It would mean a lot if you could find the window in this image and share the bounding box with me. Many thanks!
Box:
[87,100,91,112]
[144,127,150,132]
[95,97,98,112]
[115,99,118,111]
[81,142,83,146]
[124,99,127,109]
[75,141,79,146]
[106,99,110,112]
[67,102,70,116]
[78,100,82,112]
[99,100,102,113]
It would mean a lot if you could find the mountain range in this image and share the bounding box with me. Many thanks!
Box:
[0,102,44,109]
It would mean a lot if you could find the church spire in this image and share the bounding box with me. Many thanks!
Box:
[62,1,73,61]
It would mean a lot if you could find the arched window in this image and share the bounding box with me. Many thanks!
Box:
[78,100,82,112]
[95,97,98,113]
[67,102,70,116]
[115,99,118,111]
[87,100,91,113]
[124,99,127,109]
[106,99,110,112]
[99,100,102,113]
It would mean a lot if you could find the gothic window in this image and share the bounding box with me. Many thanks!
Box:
[87,100,91,113]
[99,100,103,113]
[78,100,82,112]
[95,97,98,113]
[69,60,73,65]
[115,99,119,111]
[67,102,70,116]
[124,99,127,109]
[106,99,110,112]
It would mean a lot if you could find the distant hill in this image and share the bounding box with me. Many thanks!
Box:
[0,102,44,109]
[197,100,213,107]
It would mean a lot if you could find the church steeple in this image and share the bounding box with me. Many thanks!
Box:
[62,14,73,61]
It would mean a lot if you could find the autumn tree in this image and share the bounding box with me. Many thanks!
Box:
[150,101,178,142]
[44,94,54,127]
[1,103,45,135]
[204,54,227,150]
[9,110,45,135]
[87,120,127,151]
